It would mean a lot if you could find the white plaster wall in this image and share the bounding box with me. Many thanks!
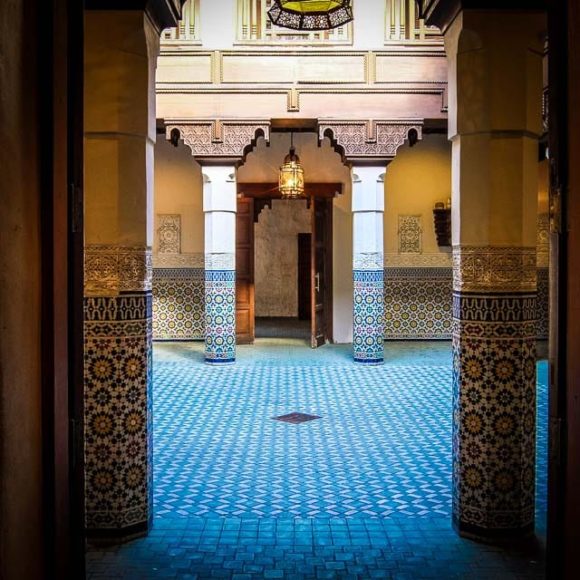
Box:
[255,200,311,317]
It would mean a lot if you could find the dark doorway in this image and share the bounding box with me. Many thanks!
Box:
[298,233,312,321]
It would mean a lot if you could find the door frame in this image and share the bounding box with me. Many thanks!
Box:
[237,183,341,345]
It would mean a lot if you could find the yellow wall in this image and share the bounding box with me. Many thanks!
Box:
[384,134,452,261]
[154,138,204,256]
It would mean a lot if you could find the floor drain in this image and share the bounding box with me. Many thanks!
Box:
[273,412,322,424]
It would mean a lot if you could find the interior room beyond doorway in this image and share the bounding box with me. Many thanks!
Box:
[255,199,311,342]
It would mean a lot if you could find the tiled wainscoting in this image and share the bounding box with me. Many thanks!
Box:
[152,268,205,340]
[152,267,549,342]
[384,268,452,340]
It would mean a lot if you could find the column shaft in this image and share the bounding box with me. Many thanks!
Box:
[446,10,545,540]
[352,168,385,364]
[203,168,237,364]
[83,11,158,534]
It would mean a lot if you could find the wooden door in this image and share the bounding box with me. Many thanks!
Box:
[310,196,333,348]
[298,233,312,321]
[236,198,255,344]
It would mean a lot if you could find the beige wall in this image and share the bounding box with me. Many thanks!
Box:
[255,200,311,317]
[154,138,204,256]
[384,134,452,263]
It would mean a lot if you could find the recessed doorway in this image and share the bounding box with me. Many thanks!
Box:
[236,183,338,347]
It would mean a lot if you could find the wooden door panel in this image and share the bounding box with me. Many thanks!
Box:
[236,198,255,344]
[298,234,312,321]
[310,197,333,348]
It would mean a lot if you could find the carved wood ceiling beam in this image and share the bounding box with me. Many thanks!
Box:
[318,119,424,164]
[165,120,271,165]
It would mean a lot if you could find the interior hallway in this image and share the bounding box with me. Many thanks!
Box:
[87,342,547,579]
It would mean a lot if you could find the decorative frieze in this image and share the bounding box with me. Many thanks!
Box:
[85,245,153,296]
[320,120,423,162]
[166,120,271,162]
[452,246,537,294]
[354,252,384,271]
[385,251,451,268]
[398,215,423,253]
[537,213,550,268]
[205,252,236,271]
[157,214,182,254]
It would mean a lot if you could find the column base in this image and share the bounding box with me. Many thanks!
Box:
[453,516,535,544]
[86,515,152,543]
[205,358,236,366]
[354,357,384,365]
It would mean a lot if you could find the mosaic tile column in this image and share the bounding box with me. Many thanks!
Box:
[203,167,237,365]
[452,248,537,539]
[84,246,153,533]
[352,167,385,364]
[444,10,544,541]
[84,11,159,535]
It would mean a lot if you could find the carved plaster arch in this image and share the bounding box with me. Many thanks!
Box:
[165,119,271,166]
[318,120,423,164]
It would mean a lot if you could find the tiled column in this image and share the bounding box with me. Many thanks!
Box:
[445,11,545,541]
[203,167,237,365]
[352,167,386,364]
[83,12,158,535]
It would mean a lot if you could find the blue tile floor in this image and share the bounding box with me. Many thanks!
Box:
[87,340,548,579]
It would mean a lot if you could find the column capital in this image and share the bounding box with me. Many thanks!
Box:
[352,166,385,214]
[420,0,546,34]
[85,0,185,33]
[202,166,237,214]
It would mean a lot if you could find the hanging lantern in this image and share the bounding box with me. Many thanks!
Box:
[279,136,305,199]
[268,0,354,31]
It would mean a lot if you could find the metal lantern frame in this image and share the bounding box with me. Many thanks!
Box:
[267,0,354,31]
[278,134,305,199]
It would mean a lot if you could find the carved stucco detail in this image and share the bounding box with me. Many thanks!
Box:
[166,120,270,162]
[205,252,235,271]
[385,252,452,268]
[453,246,537,294]
[537,213,550,268]
[157,214,181,254]
[354,252,384,271]
[85,245,153,296]
[319,120,423,162]
[153,252,205,269]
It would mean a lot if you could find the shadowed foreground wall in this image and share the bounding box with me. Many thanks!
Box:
[0,1,44,577]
